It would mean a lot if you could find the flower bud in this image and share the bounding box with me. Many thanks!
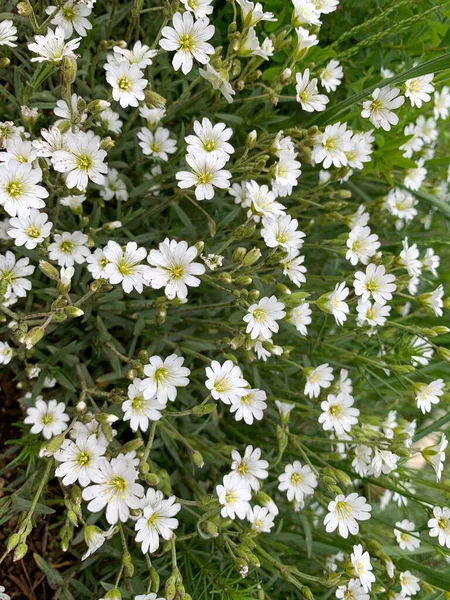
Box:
[17,1,32,15]
[219,272,233,284]
[438,346,450,363]
[235,275,252,286]
[246,130,257,149]
[301,586,315,600]
[165,575,177,600]
[191,450,204,468]
[61,55,77,85]
[40,434,65,457]
[232,247,247,263]
[145,89,167,109]
[242,248,261,266]
[87,99,110,114]
[121,438,144,453]
[24,327,45,350]
[100,136,115,151]
[39,260,60,281]
[150,567,160,592]
[13,542,28,562]
[7,533,20,552]
[122,550,134,577]
[192,403,215,416]
[0,57,10,68]
[64,306,84,318]
[104,591,122,600]
[281,68,292,83]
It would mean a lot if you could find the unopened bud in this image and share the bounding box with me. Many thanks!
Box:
[24,327,45,349]
[191,450,204,468]
[39,260,60,281]
[301,586,315,600]
[61,55,77,85]
[219,272,232,284]
[17,1,32,16]
[121,438,144,453]
[150,567,160,592]
[235,275,252,286]
[100,136,114,151]
[13,542,28,562]
[438,346,450,363]
[40,435,65,457]
[165,575,177,600]
[192,402,215,416]
[64,306,84,318]
[242,248,261,266]
[145,89,166,109]
[87,99,110,114]
[232,247,247,263]
[245,130,257,149]
[7,533,20,552]
[0,57,10,68]
[281,68,292,83]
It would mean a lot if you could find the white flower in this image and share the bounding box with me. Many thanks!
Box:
[229,388,267,425]
[292,0,321,26]
[100,168,128,202]
[434,86,450,119]
[336,579,369,600]
[278,461,318,502]
[272,150,302,197]
[159,12,214,74]
[350,544,375,592]
[122,379,165,431]
[137,127,177,161]
[246,180,286,221]
[361,86,404,130]
[385,187,418,224]
[346,131,374,170]
[410,335,434,367]
[236,0,276,25]
[320,59,343,92]
[282,254,307,288]
[0,341,12,365]
[141,354,190,403]
[54,434,107,487]
[46,0,92,38]
[405,73,434,107]
[0,586,10,600]
[147,238,205,300]
[28,27,81,64]
[346,226,380,266]
[312,122,352,169]
[82,456,144,524]
[313,0,339,12]
[201,253,224,270]
[324,493,372,538]
[0,136,38,166]
[399,238,422,277]
[82,525,116,561]
[247,505,275,533]
[369,449,398,477]
[199,64,235,103]
[423,247,440,277]
[296,69,329,112]
[7,209,52,249]
[205,359,249,404]
[404,160,427,191]
[394,520,420,551]
[304,364,334,399]
[414,379,444,414]
[319,393,359,435]
[325,282,350,326]
[275,400,295,420]
[106,62,147,108]
[86,247,109,279]
[400,570,421,596]
[353,263,396,305]
[415,115,438,144]
[261,215,305,254]
[216,474,251,519]
[419,284,444,317]
[400,122,424,158]
[49,231,90,267]
[181,0,214,18]
[238,27,270,60]
[428,506,450,548]
[112,41,157,69]
[103,240,151,294]
[185,118,234,160]
[356,299,391,328]
[24,398,70,439]
[0,251,34,298]
[97,107,123,134]
[135,493,181,553]
[352,445,372,477]
[52,131,108,191]
[33,126,68,157]
[424,433,447,481]
[0,162,48,217]
[54,93,86,125]
[295,26,318,51]
[0,20,17,47]
[230,445,268,491]
[176,152,231,200]
[243,296,286,340]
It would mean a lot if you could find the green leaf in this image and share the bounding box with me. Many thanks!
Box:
[33,553,65,587]
[308,53,450,126]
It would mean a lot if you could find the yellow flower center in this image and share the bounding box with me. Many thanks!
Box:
[6,181,23,198]
[26,225,41,239]
[76,451,91,467]
[118,76,131,91]
[76,154,93,171]
[203,139,216,152]
[41,413,54,425]
[117,258,132,276]
[215,377,230,393]
[365,279,379,292]
[60,240,74,253]
[112,476,127,493]
[237,463,248,475]
[252,308,268,323]
[329,404,343,417]
[62,6,76,20]
[153,366,168,384]
[131,395,144,410]
[291,472,302,485]
[225,490,238,503]
[169,265,184,280]
[179,34,195,52]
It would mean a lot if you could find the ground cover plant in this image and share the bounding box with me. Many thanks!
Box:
[1,0,450,598]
